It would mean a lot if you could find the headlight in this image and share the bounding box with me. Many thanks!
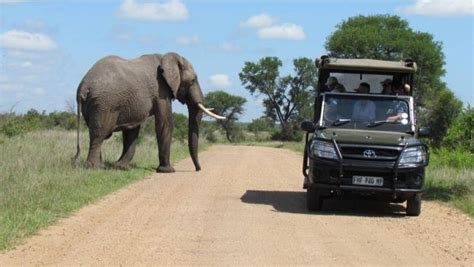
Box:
[399,146,427,166]
[309,139,338,160]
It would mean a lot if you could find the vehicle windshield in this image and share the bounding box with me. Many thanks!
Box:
[322,94,412,132]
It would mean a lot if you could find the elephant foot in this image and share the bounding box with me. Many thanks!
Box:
[86,160,104,169]
[115,161,131,170]
[156,165,175,173]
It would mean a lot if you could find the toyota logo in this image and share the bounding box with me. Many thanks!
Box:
[363,149,376,158]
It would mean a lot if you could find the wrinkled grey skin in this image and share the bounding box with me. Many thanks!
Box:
[75,52,204,172]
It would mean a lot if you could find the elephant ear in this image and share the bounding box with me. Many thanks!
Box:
[161,53,181,98]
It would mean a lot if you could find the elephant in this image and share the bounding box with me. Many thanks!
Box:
[73,52,225,172]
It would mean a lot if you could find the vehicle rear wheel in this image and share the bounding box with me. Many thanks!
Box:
[406,194,421,216]
[307,187,323,211]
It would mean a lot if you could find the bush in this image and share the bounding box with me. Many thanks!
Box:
[0,109,79,137]
[172,113,188,143]
[442,106,473,151]
[430,148,474,169]
[247,117,275,134]
[272,123,304,142]
[0,117,29,137]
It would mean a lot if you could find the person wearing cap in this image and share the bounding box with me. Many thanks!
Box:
[324,76,346,93]
[381,79,394,94]
[352,82,376,121]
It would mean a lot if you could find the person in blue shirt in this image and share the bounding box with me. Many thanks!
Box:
[352,82,376,121]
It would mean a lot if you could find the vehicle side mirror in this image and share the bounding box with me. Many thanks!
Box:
[418,126,430,137]
[301,120,315,132]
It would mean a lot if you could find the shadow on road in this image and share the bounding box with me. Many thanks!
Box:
[241,190,406,218]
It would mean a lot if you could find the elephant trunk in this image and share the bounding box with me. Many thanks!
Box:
[188,105,203,171]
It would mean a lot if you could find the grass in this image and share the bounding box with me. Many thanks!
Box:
[248,141,474,217]
[0,129,208,250]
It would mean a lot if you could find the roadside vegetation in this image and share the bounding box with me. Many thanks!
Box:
[0,114,208,250]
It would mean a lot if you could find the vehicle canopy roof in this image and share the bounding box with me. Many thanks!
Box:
[316,56,417,74]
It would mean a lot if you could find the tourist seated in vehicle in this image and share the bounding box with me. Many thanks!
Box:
[352,82,376,121]
[381,79,394,95]
[379,80,411,122]
[323,76,346,93]
[381,79,411,96]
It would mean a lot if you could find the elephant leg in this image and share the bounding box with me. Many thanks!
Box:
[86,129,106,168]
[155,102,175,173]
[116,126,140,169]
[86,112,117,169]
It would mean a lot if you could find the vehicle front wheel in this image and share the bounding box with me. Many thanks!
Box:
[307,187,323,211]
[406,194,421,216]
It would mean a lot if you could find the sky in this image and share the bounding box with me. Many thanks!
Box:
[1,0,473,122]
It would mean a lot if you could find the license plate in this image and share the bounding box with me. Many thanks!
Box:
[352,175,384,186]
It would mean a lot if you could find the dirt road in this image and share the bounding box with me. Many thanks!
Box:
[1,146,472,265]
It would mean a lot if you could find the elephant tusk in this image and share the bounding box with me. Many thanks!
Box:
[198,103,226,120]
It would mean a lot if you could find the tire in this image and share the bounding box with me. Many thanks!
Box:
[406,194,421,216]
[307,187,323,211]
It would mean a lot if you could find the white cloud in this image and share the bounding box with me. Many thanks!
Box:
[240,13,306,41]
[208,74,231,88]
[240,13,277,28]
[399,0,473,16]
[176,35,200,46]
[0,30,58,51]
[219,42,241,52]
[0,44,73,112]
[117,0,189,22]
[258,23,306,40]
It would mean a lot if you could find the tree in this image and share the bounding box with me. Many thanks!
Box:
[204,91,246,142]
[442,106,474,151]
[239,57,317,141]
[247,116,275,134]
[423,89,463,147]
[325,14,462,146]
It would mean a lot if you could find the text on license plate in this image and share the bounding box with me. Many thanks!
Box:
[352,175,384,186]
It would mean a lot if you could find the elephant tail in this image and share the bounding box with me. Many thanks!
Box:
[73,86,83,165]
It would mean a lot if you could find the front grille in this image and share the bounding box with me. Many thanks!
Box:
[340,145,401,160]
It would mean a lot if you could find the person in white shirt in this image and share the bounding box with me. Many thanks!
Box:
[352,82,375,121]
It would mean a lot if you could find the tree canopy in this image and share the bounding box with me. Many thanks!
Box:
[204,90,246,142]
[239,57,317,140]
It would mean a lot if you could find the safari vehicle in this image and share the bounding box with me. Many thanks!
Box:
[301,56,430,216]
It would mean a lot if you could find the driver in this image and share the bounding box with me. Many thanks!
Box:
[352,83,376,121]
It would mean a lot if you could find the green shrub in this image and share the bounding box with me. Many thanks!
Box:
[0,117,29,137]
[430,148,474,169]
[172,113,188,143]
[442,106,473,151]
